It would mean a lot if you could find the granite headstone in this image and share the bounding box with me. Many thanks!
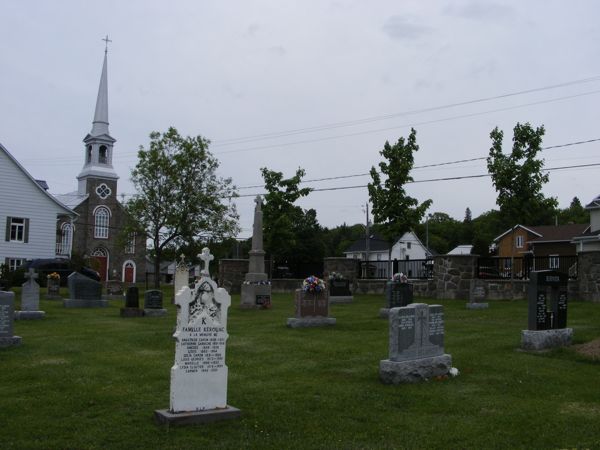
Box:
[16,268,45,320]
[467,279,489,309]
[521,270,572,350]
[286,288,336,328]
[380,303,452,383]
[144,289,167,317]
[64,272,107,308]
[0,291,22,347]
[121,286,143,317]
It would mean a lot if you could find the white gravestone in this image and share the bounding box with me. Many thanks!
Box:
[155,248,240,425]
[16,268,45,320]
[173,254,190,298]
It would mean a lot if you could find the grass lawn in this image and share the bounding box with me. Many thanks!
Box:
[1,287,600,449]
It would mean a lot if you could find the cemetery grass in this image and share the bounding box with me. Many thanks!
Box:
[1,288,600,449]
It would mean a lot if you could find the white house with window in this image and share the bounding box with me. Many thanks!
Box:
[1,143,77,270]
[344,231,432,278]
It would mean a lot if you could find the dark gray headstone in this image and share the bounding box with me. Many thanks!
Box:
[0,291,15,338]
[296,290,329,318]
[68,272,102,301]
[329,279,351,297]
[0,291,22,346]
[386,281,413,308]
[389,303,445,361]
[125,287,140,308]
[527,271,569,330]
[144,290,163,309]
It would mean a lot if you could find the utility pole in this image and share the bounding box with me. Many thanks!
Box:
[363,202,370,278]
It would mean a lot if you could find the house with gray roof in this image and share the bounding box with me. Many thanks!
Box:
[1,143,77,271]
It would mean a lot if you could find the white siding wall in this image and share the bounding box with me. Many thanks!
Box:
[590,209,600,233]
[0,149,68,263]
[391,231,429,260]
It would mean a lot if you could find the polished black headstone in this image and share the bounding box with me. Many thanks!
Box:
[125,287,140,308]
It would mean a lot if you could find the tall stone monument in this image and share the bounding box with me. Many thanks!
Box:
[155,248,240,425]
[380,303,452,384]
[240,196,272,309]
[173,254,190,300]
[16,268,45,320]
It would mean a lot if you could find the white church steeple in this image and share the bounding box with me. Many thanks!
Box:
[77,37,118,195]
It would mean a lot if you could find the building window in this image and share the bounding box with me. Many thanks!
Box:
[125,232,136,254]
[95,183,112,199]
[57,223,72,255]
[99,145,108,164]
[516,235,524,248]
[7,258,25,271]
[94,207,110,238]
[549,255,560,269]
[86,145,92,163]
[5,217,29,243]
[407,242,412,249]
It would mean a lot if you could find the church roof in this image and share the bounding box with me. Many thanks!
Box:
[54,191,88,209]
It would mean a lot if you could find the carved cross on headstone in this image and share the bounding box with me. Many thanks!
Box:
[24,268,38,284]
[198,248,214,277]
[416,308,428,346]
[177,253,186,269]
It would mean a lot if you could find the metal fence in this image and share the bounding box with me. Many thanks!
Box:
[358,259,434,279]
[477,256,578,280]
[271,261,324,279]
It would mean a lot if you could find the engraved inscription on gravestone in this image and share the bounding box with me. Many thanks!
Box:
[145,290,163,309]
[391,303,444,361]
[0,291,22,347]
[169,248,233,413]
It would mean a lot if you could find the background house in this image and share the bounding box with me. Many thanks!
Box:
[1,143,77,271]
[572,194,600,252]
[344,231,432,278]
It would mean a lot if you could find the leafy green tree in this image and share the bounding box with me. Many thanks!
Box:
[127,127,239,287]
[368,128,432,244]
[558,197,589,224]
[487,122,558,227]
[260,167,315,270]
[472,209,504,256]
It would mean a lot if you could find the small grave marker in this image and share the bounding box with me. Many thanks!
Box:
[0,291,22,347]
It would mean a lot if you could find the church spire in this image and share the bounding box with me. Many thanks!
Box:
[77,38,118,194]
[90,38,110,136]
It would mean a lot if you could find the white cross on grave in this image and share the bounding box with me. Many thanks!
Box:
[24,268,39,284]
[198,248,214,277]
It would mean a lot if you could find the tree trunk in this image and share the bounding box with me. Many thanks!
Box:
[154,246,161,289]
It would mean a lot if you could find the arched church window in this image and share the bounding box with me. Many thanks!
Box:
[94,207,110,239]
[60,223,72,255]
[99,145,108,164]
[86,145,92,164]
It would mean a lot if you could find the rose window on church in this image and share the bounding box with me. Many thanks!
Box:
[96,183,112,199]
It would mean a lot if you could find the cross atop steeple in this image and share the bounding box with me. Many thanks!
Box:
[102,35,112,54]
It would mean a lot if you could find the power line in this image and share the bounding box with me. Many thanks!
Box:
[234,162,600,198]
[211,75,600,147]
[212,89,600,156]
[236,137,600,189]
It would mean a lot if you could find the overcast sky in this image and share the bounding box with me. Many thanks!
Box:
[2,1,599,238]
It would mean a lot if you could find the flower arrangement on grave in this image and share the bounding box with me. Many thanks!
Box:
[391,272,408,283]
[327,272,345,281]
[47,272,60,280]
[302,275,326,293]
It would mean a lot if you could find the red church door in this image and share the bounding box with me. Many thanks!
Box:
[124,262,135,283]
[91,247,109,281]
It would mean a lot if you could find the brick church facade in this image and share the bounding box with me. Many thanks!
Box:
[56,47,145,282]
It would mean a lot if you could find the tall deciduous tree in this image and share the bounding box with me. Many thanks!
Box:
[368,128,432,245]
[487,122,558,227]
[260,167,325,274]
[127,127,239,287]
